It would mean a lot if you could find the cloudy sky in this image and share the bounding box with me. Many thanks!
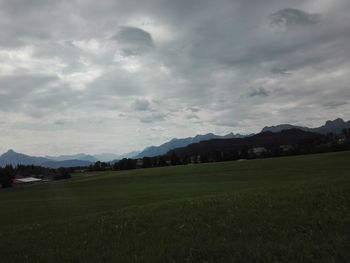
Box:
[0,0,349,156]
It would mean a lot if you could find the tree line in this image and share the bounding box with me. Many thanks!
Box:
[87,129,350,172]
[2,129,350,187]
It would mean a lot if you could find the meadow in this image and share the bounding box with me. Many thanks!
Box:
[0,151,349,262]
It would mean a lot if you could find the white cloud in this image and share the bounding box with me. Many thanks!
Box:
[0,0,349,155]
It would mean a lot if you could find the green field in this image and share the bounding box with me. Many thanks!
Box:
[0,151,349,262]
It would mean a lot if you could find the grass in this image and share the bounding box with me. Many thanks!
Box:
[0,151,349,262]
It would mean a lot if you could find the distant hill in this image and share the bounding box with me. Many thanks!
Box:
[168,129,325,158]
[135,133,249,158]
[41,159,92,169]
[262,118,350,135]
[0,150,51,167]
[0,150,92,168]
[95,151,141,162]
[93,153,121,162]
[46,153,98,163]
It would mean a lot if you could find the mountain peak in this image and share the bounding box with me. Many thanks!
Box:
[261,124,304,133]
[3,149,17,156]
[325,118,345,126]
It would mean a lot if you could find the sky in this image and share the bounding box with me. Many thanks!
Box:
[0,0,350,156]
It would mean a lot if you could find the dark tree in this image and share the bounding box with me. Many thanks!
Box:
[0,165,14,188]
[170,152,180,165]
[142,157,153,168]
[200,154,209,163]
[239,145,250,159]
[157,156,167,167]
[118,158,136,170]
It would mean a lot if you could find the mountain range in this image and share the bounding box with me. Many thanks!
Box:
[135,118,350,158]
[1,118,349,167]
[134,133,248,158]
[168,129,326,159]
[261,118,350,135]
[0,150,92,168]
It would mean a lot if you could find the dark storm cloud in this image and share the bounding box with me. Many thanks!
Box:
[247,87,269,98]
[270,8,321,29]
[133,99,152,111]
[113,26,154,56]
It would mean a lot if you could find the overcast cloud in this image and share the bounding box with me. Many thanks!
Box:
[0,0,349,155]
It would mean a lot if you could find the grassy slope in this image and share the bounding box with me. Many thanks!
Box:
[0,151,349,262]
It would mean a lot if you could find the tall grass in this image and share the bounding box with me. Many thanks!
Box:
[0,151,349,262]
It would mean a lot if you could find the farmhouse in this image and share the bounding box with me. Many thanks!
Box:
[13,177,42,185]
[248,147,267,156]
